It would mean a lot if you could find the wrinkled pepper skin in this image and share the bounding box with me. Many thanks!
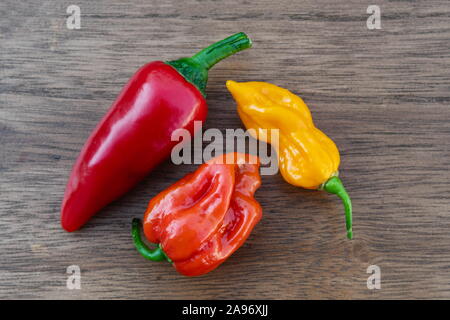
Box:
[132,153,262,276]
[61,33,252,232]
[226,81,353,239]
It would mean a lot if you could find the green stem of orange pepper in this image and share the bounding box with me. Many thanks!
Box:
[132,218,171,262]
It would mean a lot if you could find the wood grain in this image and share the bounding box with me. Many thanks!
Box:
[1,0,449,299]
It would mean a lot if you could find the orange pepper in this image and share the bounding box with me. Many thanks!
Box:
[132,153,262,276]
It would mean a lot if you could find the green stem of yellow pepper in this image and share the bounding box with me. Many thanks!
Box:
[322,177,353,240]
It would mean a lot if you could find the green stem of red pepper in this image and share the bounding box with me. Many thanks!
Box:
[166,32,252,96]
[322,176,353,240]
[191,32,253,70]
[132,218,171,263]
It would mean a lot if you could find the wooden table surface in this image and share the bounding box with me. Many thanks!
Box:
[1,0,449,299]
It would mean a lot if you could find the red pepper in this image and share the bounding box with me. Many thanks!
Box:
[132,153,262,276]
[61,33,252,231]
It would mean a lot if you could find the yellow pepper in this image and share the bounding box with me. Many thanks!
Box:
[226,80,353,239]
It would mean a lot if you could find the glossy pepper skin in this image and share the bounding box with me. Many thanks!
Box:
[226,81,353,239]
[132,153,262,276]
[61,33,252,232]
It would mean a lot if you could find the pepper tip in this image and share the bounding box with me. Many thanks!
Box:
[226,80,238,92]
